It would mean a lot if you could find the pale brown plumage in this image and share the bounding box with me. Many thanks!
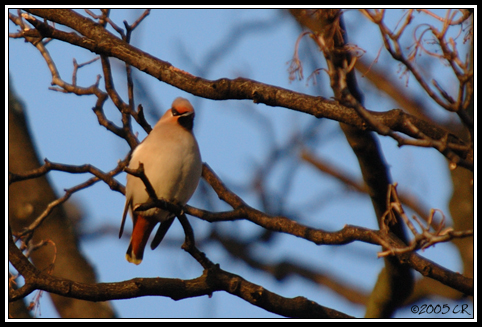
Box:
[120,97,202,265]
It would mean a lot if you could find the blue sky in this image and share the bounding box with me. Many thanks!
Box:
[8,8,473,319]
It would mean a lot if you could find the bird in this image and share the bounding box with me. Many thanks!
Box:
[119,97,202,265]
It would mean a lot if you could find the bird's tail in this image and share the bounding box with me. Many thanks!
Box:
[126,214,157,265]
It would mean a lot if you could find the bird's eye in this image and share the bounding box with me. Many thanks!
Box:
[171,108,180,116]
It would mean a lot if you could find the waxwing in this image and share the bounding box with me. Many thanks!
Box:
[120,97,202,265]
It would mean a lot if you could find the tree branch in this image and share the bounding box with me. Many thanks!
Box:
[20,9,472,170]
[8,226,352,318]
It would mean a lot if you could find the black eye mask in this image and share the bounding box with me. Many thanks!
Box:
[172,109,195,131]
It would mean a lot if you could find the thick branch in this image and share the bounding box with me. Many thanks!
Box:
[9,227,351,318]
[21,9,472,170]
[196,164,473,296]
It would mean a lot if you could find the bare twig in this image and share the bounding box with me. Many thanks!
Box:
[11,155,130,241]
[360,9,473,130]
[378,184,473,257]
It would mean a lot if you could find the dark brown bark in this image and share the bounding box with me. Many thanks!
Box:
[21,9,472,170]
